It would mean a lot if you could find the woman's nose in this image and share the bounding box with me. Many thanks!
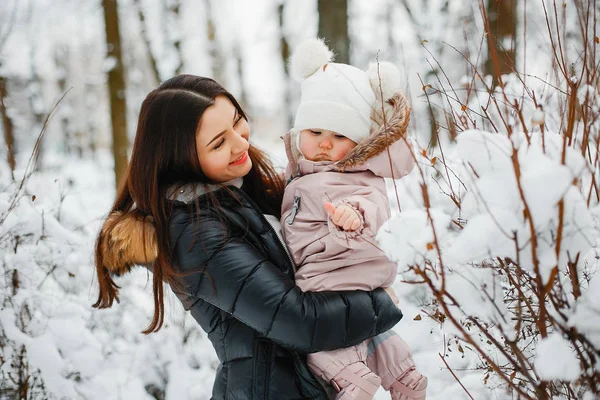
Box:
[233,129,249,151]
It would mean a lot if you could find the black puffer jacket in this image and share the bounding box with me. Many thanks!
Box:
[168,185,403,399]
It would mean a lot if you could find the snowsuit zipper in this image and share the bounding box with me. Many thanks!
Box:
[285,196,301,225]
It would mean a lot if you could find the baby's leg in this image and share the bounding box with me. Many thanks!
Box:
[365,331,427,399]
[307,341,381,399]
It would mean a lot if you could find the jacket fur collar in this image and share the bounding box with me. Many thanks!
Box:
[99,179,242,275]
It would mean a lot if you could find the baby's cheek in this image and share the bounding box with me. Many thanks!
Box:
[334,144,355,160]
[331,149,346,161]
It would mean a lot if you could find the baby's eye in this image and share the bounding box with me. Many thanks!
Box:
[334,134,346,139]
[310,130,321,135]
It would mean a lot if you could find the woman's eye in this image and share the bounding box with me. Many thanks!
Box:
[234,114,244,125]
[214,139,225,150]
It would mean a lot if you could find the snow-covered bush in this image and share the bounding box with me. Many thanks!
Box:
[0,149,218,399]
[377,2,600,399]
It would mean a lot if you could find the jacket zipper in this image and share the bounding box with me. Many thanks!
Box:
[264,342,273,399]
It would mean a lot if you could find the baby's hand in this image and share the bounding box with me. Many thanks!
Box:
[324,202,362,231]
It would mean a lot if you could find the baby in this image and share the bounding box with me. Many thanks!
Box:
[280,39,427,400]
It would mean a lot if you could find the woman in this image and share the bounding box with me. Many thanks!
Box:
[93,75,402,399]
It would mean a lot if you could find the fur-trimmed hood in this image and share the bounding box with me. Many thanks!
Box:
[282,93,415,180]
[99,211,158,275]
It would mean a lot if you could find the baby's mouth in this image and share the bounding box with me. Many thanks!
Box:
[313,154,331,161]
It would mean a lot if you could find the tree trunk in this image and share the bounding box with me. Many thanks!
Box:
[278,2,292,128]
[0,77,15,180]
[484,0,517,86]
[317,0,349,64]
[167,0,184,75]
[102,0,129,189]
[204,0,225,85]
[133,0,161,85]
[234,41,248,110]
[28,38,45,171]
[53,45,73,155]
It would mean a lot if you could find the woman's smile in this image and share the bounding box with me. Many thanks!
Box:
[230,152,248,165]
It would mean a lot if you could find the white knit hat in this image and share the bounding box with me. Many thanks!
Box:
[290,38,402,144]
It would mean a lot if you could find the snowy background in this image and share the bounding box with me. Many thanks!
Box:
[1,0,599,399]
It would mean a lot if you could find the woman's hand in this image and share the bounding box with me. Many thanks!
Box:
[324,202,362,231]
[384,287,399,305]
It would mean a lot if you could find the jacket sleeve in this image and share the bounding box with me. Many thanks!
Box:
[172,212,403,353]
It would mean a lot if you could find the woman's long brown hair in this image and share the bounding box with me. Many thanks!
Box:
[93,75,284,333]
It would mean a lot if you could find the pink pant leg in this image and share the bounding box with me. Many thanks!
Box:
[307,340,369,382]
[365,331,416,390]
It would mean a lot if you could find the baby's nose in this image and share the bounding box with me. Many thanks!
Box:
[320,139,332,148]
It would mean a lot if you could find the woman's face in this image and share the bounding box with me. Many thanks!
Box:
[196,96,252,182]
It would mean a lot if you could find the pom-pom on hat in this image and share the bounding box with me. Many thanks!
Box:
[291,38,401,144]
[367,61,401,102]
[289,38,334,79]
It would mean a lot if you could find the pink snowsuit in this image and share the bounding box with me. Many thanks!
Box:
[280,96,419,391]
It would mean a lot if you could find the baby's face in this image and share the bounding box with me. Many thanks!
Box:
[299,129,356,162]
